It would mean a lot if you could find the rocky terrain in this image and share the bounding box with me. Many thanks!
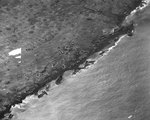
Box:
[0,0,143,118]
[9,4,150,120]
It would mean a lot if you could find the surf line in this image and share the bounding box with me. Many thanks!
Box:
[72,0,150,73]
[9,0,150,118]
[93,0,150,64]
[125,0,150,25]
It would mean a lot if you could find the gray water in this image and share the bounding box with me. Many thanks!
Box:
[10,3,150,120]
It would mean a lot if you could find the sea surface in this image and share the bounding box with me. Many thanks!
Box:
[9,2,150,120]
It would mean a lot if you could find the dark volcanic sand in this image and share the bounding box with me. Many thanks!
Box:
[10,4,150,120]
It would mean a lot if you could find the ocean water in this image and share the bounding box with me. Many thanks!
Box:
[9,3,150,120]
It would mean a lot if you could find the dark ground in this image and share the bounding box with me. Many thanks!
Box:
[10,7,150,119]
[0,0,143,118]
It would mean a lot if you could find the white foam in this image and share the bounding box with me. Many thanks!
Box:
[128,115,133,119]
[8,48,21,56]
[15,55,21,59]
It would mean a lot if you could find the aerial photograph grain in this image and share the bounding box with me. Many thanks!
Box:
[0,0,150,120]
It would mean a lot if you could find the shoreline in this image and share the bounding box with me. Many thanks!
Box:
[0,0,145,119]
[1,19,135,120]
